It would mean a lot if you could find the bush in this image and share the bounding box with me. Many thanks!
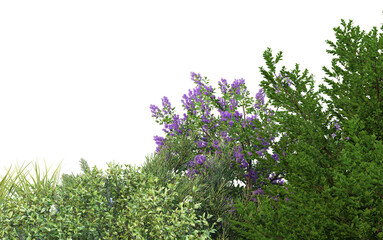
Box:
[140,129,248,239]
[0,161,219,239]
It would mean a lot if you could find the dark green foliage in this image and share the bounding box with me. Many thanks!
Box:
[320,19,383,143]
[226,19,383,239]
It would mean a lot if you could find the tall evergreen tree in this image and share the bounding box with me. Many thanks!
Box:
[227,18,383,239]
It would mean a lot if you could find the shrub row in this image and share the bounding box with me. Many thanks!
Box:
[0,162,219,239]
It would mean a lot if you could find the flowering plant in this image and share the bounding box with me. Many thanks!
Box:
[150,70,302,229]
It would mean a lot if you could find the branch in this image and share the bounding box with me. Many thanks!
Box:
[338,141,343,159]
[256,229,283,240]
[376,190,383,199]
[279,73,309,122]
[376,61,381,103]
[312,185,323,194]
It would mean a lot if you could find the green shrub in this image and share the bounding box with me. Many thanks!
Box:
[0,161,219,239]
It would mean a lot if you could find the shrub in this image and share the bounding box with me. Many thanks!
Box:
[140,127,250,239]
[0,160,219,239]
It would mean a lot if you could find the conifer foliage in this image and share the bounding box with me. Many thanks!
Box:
[227,19,383,239]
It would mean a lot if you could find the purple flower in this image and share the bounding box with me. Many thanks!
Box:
[150,104,163,118]
[229,98,239,110]
[218,80,228,94]
[240,159,248,169]
[255,88,265,109]
[274,84,280,93]
[153,135,166,153]
[253,187,264,195]
[333,122,340,131]
[271,153,279,162]
[228,207,237,213]
[191,72,203,84]
[162,96,172,113]
[218,97,227,109]
[195,155,207,165]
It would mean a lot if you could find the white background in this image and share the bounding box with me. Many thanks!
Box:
[0,1,382,185]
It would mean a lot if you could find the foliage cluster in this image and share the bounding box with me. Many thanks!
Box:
[0,159,219,239]
[225,19,383,239]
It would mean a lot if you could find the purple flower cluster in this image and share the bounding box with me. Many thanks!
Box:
[223,196,236,213]
[254,88,265,110]
[332,119,349,140]
[184,154,217,180]
[250,185,293,211]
